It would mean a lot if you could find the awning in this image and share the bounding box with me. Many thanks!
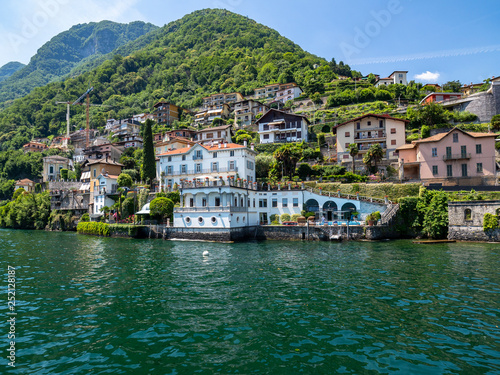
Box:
[136,203,150,215]
[81,171,91,179]
[80,183,90,191]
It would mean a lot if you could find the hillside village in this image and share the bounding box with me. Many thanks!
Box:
[0,10,499,241]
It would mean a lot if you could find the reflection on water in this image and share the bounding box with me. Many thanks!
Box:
[0,229,499,374]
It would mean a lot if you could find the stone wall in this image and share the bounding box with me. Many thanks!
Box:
[48,181,82,190]
[448,200,500,242]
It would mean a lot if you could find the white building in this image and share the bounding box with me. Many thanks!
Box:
[156,141,257,190]
[256,109,310,144]
[194,124,233,145]
[274,85,303,104]
[375,71,408,87]
[93,173,119,215]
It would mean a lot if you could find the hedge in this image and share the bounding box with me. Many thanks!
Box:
[77,222,110,236]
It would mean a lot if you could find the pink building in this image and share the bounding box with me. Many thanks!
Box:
[396,128,497,186]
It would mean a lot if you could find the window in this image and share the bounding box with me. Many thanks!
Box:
[343,154,349,159]
[446,147,452,158]
[229,161,235,170]
[345,143,350,148]
[50,166,54,174]
[477,163,483,173]
[282,198,288,207]
[367,121,371,126]
[195,163,202,173]
[181,165,187,174]
[293,198,299,207]
[461,164,467,177]
[356,122,360,129]
[215,197,220,207]
[202,198,207,207]
[432,165,438,175]
[182,155,186,161]
[167,166,173,174]
[259,199,267,208]
[447,165,453,177]
[464,209,472,221]
[391,140,396,145]
[211,162,218,172]
[297,131,302,138]
[432,148,437,157]
[247,161,254,170]
[345,132,350,137]
[206,133,214,139]
[263,134,270,139]
[213,152,217,158]
[230,150,235,157]
[476,144,482,154]
[195,150,202,159]
[272,198,278,208]
[168,156,172,162]
[461,145,467,157]
[453,133,459,143]
[390,128,396,134]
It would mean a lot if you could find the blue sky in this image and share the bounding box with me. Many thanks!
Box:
[1,0,499,85]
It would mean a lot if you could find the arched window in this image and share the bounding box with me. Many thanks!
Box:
[464,209,472,221]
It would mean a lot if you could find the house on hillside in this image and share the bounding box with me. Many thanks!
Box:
[233,99,268,127]
[202,92,244,109]
[254,83,300,101]
[15,179,35,193]
[194,124,233,145]
[256,109,310,144]
[194,104,231,127]
[396,127,497,186]
[153,102,184,126]
[374,71,408,87]
[420,92,462,104]
[333,114,408,171]
[155,136,195,156]
[273,85,303,104]
[23,141,47,153]
[83,144,122,162]
[156,142,256,190]
[42,155,72,182]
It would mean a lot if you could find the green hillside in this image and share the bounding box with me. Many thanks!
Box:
[0,62,25,82]
[0,9,357,151]
[0,20,158,103]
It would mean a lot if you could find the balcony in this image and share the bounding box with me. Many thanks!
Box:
[443,153,471,161]
[192,155,203,160]
[175,206,248,213]
[165,167,238,177]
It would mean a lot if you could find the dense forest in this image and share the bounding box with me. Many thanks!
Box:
[0,20,158,103]
[0,62,25,82]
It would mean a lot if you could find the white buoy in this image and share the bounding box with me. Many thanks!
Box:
[203,251,209,256]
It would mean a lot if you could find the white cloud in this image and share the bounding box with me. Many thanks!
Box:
[414,71,440,82]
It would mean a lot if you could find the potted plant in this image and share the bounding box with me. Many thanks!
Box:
[365,213,375,226]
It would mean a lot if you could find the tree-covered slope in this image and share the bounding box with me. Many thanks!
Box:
[0,20,158,103]
[0,62,25,82]
[0,9,357,151]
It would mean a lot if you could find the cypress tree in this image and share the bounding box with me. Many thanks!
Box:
[141,119,156,187]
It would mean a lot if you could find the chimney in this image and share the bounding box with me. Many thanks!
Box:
[250,142,255,151]
[244,139,248,147]
[218,142,222,149]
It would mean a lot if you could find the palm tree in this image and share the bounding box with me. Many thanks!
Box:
[363,144,384,173]
[347,143,359,173]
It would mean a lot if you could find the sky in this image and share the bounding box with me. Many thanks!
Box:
[0,0,499,85]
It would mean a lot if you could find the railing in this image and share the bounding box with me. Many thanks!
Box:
[307,187,390,204]
[380,203,400,225]
[443,153,471,160]
[165,167,238,176]
[175,206,248,213]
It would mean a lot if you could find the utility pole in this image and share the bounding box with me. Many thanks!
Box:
[73,87,94,148]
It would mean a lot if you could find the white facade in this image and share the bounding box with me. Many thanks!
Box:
[195,125,232,145]
[93,174,118,215]
[375,71,408,87]
[274,86,303,103]
[157,142,257,190]
[256,109,309,144]
[172,181,373,229]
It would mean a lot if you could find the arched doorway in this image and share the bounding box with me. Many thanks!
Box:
[341,202,357,220]
[305,199,319,213]
[323,201,338,221]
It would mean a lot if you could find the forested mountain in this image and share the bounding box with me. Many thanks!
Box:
[0,62,25,82]
[0,9,357,151]
[0,20,158,103]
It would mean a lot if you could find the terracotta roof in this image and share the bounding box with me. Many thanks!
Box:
[43,155,70,161]
[335,113,408,128]
[395,143,416,150]
[87,158,124,166]
[16,178,34,185]
[197,124,232,132]
[157,142,248,156]
[414,128,497,144]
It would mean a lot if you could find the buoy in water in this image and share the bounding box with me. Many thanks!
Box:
[203,251,209,256]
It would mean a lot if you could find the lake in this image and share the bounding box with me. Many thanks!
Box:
[1,229,499,374]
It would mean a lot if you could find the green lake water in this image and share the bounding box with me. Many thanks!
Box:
[1,229,499,374]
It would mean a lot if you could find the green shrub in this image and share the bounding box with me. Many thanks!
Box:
[77,222,110,236]
[80,213,90,222]
[291,214,300,222]
[280,213,291,222]
[270,214,278,222]
[150,197,174,222]
[483,213,499,232]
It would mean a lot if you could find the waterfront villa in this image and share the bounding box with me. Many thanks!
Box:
[156,141,257,191]
[93,173,119,217]
[396,127,497,186]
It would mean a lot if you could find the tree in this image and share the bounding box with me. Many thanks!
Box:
[141,119,156,186]
[255,154,274,179]
[491,114,500,131]
[363,144,384,173]
[273,143,302,179]
[442,80,462,92]
[421,125,431,139]
[347,143,359,173]
[150,197,174,222]
[415,189,449,239]
[117,173,133,188]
